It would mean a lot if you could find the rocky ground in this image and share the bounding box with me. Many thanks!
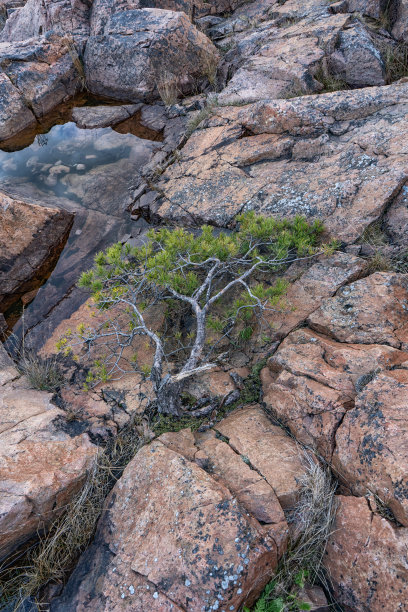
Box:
[1,0,408,610]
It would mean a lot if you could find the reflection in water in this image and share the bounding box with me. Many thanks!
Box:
[1,121,158,350]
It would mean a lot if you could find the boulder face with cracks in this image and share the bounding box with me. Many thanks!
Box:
[325,495,408,611]
[50,406,307,611]
[84,8,220,103]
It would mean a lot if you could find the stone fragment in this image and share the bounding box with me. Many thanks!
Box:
[266,252,367,342]
[392,0,408,42]
[329,22,386,87]
[0,72,35,141]
[84,9,219,102]
[0,35,82,118]
[262,328,408,460]
[216,405,309,508]
[0,368,97,561]
[195,428,288,534]
[71,104,142,129]
[0,0,93,41]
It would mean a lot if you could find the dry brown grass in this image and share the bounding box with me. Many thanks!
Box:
[0,418,145,611]
[156,71,180,106]
[253,453,338,610]
[359,222,408,273]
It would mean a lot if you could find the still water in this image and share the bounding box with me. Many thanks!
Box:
[1,117,160,349]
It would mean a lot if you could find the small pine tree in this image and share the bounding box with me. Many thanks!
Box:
[62,212,330,415]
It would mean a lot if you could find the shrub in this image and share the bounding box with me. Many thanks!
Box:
[62,213,332,416]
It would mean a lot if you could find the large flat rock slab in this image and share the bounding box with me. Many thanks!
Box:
[0,191,73,313]
[152,82,408,244]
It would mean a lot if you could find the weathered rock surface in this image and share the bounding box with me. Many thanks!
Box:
[262,327,408,460]
[215,405,309,509]
[328,22,386,87]
[213,0,391,105]
[0,35,82,131]
[325,495,408,611]
[151,82,408,243]
[0,72,35,141]
[0,0,93,41]
[385,183,408,250]
[72,103,141,129]
[392,0,408,42]
[0,191,74,314]
[307,272,408,348]
[52,406,295,611]
[265,252,368,342]
[0,344,97,562]
[334,370,408,526]
[84,8,219,102]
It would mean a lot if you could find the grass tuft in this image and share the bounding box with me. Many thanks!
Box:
[156,72,180,106]
[18,352,65,392]
[249,455,337,611]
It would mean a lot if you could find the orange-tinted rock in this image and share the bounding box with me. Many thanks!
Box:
[307,273,408,348]
[266,252,367,342]
[152,83,408,244]
[333,371,408,526]
[0,191,73,313]
[0,366,97,561]
[324,495,408,611]
[262,328,408,460]
[52,434,286,611]
[194,428,288,534]
[215,405,309,508]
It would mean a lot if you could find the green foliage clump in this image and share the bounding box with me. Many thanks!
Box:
[69,212,330,414]
[78,212,325,302]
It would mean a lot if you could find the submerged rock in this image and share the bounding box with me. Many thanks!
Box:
[71,103,142,129]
